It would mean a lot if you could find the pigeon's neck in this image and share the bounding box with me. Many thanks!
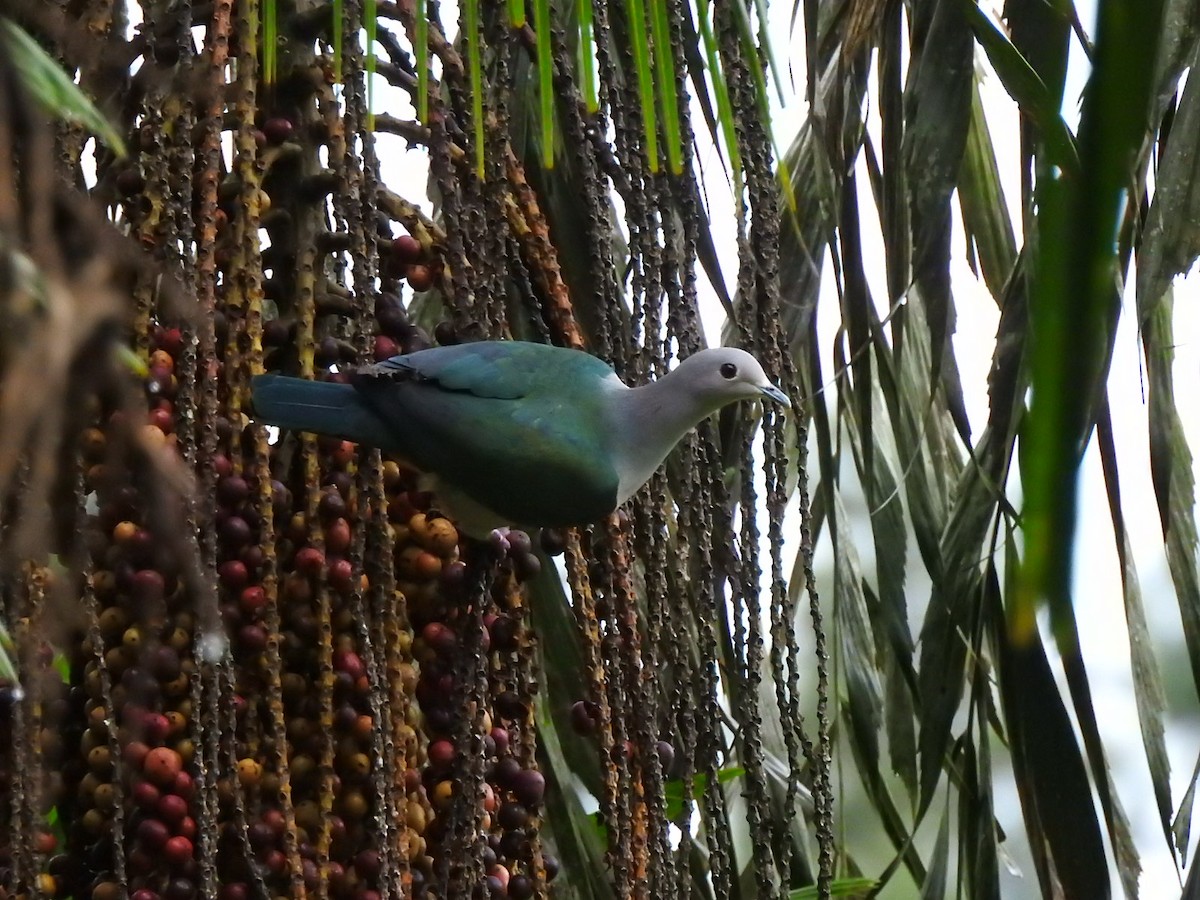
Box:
[609,371,717,505]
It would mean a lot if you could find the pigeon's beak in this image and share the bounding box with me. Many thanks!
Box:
[758,383,791,408]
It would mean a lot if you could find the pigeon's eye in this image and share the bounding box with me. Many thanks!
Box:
[719,362,738,380]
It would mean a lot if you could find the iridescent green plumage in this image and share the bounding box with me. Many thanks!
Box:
[251,340,788,536]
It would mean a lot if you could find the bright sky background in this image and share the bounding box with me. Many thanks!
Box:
[745,1,1200,895]
[674,2,1200,894]
[758,1,1200,895]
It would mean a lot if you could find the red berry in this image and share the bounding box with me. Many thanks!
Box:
[137,817,169,849]
[325,518,352,554]
[116,167,145,197]
[261,808,286,835]
[158,328,185,357]
[391,234,421,264]
[421,622,456,656]
[262,117,294,145]
[241,545,265,572]
[328,557,354,592]
[373,335,399,361]
[218,560,248,589]
[427,739,455,770]
[220,515,252,548]
[494,756,521,790]
[131,779,161,810]
[217,475,250,506]
[331,441,356,467]
[293,546,325,576]
[354,849,382,880]
[148,646,181,680]
[212,454,233,479]
[147,407,174,435]
[142,712,171,743]
[157,792,189,824]
[147,367,177,400]
[123,740,151,769]
[162,835,193,867]
[238,624,268,653]
[332,649,365,681]
[406,263,434,292]
[490,727,510,756]
[512,768,545,807]
[172,771,195,798]
[656,739,675,772]
[570,699,600,736]
[143,747,184,786]
[488,865,510,889]
[176,816,197,840]
[239,585,267,614]
[248,821,275,851]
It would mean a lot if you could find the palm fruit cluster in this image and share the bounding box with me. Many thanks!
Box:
[0,79,561,896]
[401,519,555,898]
[0,633,68,899]
[46,321,202,900]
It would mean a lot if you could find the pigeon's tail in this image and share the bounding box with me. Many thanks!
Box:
[251,375,386,447]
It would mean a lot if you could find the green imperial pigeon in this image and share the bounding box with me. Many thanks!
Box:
[251,340,789,537]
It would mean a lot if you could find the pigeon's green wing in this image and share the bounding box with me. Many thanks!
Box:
[352,342,622,527]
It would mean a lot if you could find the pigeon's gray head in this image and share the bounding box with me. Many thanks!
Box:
[608,346,792,505]
[674,347,791,409]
